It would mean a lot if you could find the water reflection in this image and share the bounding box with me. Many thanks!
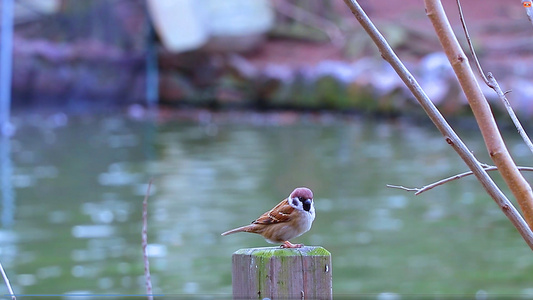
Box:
[2,111,533,297]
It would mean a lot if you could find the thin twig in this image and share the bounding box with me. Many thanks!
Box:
[0,259,15,300]
[342,0,533,250]
[486,72,533,155]
[388,166,533,195]
[456,0,533,156]
[426,0,533,229]
[142,179,154,300]
[455,0,489,85]
[273,0,344,48]
[386,185,420,192]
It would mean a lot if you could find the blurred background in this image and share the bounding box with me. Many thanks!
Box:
[1,0,533,298]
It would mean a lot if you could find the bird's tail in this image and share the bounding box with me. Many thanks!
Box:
[221,225,251,236]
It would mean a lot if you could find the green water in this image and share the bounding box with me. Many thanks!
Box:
[2,110,533,298]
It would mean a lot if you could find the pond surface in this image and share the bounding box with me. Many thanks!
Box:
[1,109,533,298]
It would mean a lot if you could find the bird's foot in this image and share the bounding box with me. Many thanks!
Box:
[281,241,303,248]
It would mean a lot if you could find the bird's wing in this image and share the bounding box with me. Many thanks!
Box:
[253,198,294,225]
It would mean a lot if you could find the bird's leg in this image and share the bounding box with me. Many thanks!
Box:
[281,241,303,248]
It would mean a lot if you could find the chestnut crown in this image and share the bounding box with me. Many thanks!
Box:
[289,187,314,212]
[290,187,313,200]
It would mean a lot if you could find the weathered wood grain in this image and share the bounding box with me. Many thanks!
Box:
[232,246,332,299]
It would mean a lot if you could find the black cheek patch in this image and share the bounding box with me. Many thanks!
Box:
[292,199,299,207]
[302,199,311,212]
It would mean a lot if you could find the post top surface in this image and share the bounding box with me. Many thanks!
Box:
[233,246,330,257]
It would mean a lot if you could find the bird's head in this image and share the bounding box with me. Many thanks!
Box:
[289,187,314,212]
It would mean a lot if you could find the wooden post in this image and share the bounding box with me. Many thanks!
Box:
[232,246,332,300]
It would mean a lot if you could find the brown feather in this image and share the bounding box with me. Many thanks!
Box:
[221,198,294,236]
[253,198,294,225]
[221,224,255,236]
[221,187,315,245]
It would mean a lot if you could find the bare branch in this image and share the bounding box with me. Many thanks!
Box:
[0,260,15,300]
[386,185,420,193]
[455,0,489,85]
[142,179,154,300]
[425,0,533,230]
[342,0,533,249]
[456,0,533,156]
[486,72,533,155]
[389,166,533,195]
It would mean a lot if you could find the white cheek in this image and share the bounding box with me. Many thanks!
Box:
[289,198,303,210]
[306,205,316,222]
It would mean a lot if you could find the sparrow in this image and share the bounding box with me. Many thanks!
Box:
[221,187,315,248]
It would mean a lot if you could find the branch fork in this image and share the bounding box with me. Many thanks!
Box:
[342,0,533,249]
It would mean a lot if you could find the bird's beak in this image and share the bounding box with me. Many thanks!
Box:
[303,199,312,212]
